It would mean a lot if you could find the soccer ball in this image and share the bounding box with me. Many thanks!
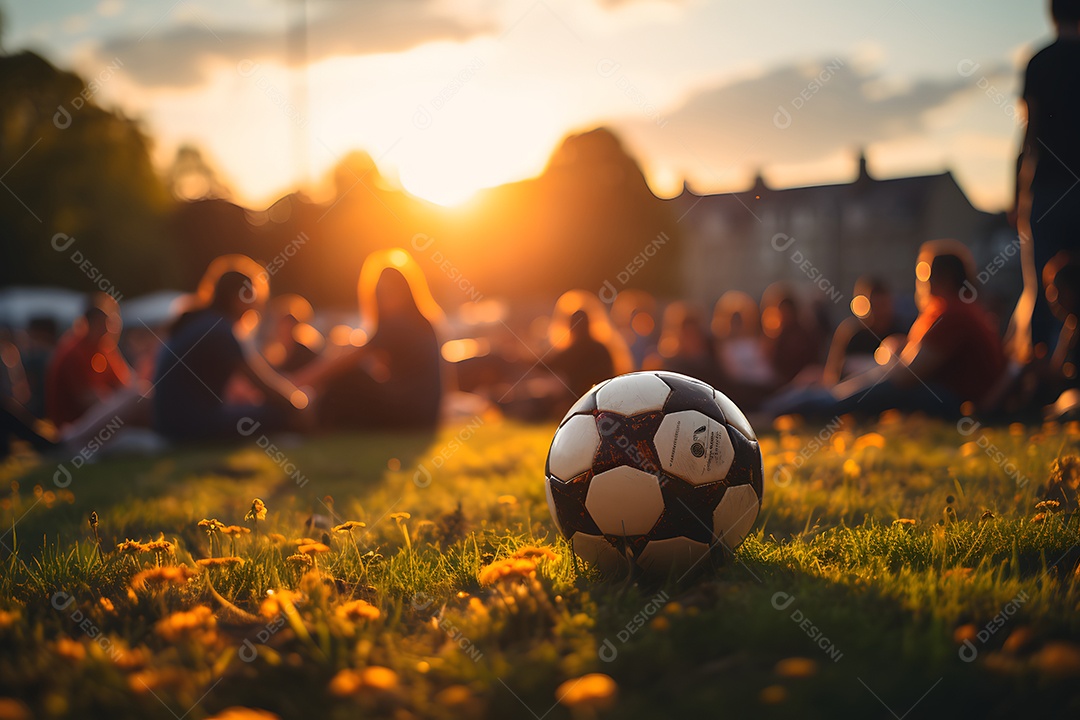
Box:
[544,371,763,578]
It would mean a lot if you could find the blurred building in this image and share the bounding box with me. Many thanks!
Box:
[670,154,1017,323]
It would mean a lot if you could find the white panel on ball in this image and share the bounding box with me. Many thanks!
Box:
[548,414,601,481]
[712,484,760,550]
[585,466,664,535]
[653,410,734,485]
[595,373,671,416]
[571,533,628,574]
[714,390,756,441]
[637,536,710,577]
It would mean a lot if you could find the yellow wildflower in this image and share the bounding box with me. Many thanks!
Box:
[204,709,281,720]
[478,558,537,585]
[335,599,380,623]
[130,565,196,593]
[116,539,147,555]
[196,557,245,568]
[556,673,617,710]
[333,521,366,533]
[155,606,217,644]
[258,589,301,619]
[512,546,558,562]
[54,637,86,662]
[298,543,331,556]
[245,498,267,522]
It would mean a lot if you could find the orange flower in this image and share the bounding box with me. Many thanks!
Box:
[130,565,196,593]
[197,557,245,568]
[258,589,301,619]
[155,606,217,643]
[556,673,617,710]
[329,666,399,696]
[479,558,537,585]
[332,521,366,533]
[53,637,86,662]
[0,609,19,629]
[512,546,558,562]
[335,599,381,623]
[205,709,280,720]
[298,543,331,556]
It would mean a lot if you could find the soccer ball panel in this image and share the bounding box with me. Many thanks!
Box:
[585,466,664,535]
[571,532,628,574]
[656,372,725,421]
[712,484,760,551]
[548,414,601,481]
[714,390,756,441]
[653,410,735,485]
[637,536,710,578]
[558,381,605,426]
[596,373,671,416]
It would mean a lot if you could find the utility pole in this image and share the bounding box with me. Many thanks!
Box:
[288,0,310,189]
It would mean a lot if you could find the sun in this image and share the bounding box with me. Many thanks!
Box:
[398,164,481,207]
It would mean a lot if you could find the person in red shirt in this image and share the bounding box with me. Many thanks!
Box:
[768,241,1006,419]
[46,298,132,428]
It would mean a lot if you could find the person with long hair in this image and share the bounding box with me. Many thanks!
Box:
[152,255,309,441]
[294,248,444,430]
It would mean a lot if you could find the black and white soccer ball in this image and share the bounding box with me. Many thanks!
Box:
[545,371,763,578]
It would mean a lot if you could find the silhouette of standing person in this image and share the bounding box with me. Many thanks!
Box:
[1010,0,1080,362]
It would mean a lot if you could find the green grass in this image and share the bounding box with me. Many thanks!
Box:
[2,414,1080,719]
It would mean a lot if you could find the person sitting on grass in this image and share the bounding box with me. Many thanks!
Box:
[152,255,309,442]
[45,295,133,430]
[292,249,444,431]
[767,241,1006,420]
[822,276,907,387]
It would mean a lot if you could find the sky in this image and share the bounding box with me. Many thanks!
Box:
[5,0,1051,209]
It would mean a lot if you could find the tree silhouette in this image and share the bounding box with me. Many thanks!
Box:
[0,51,175,295]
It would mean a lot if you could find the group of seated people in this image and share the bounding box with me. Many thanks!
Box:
[2,237,1078,459]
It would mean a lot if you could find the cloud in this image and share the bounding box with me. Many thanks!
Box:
[615,55,1016,178]
[95,0,496,87]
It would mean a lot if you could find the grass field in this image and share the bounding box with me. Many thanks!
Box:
[2,412,1080,719]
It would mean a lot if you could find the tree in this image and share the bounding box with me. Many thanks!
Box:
[0,50,175,296]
